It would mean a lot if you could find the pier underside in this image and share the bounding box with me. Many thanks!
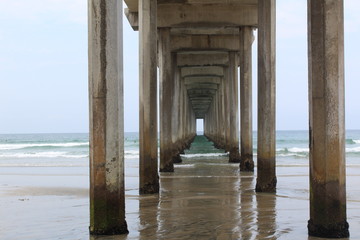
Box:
[88,0,349,238]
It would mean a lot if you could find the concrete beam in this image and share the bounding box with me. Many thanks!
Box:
[125,3,257,29]
[177,51,229,67]
[184,76,221,85]
[187,88,217,95]
[186,83,219,90]
[125,0,258,12]
[181,66,224,78]
[171,35,240,51]
[171,27,240,35]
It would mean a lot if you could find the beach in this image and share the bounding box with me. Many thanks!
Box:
[1,132,360,239]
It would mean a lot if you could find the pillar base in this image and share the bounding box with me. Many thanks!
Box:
[173,154,182,163]
[308,219,349,238]
[255,176,277,193]
[240,155,254,172]
[229,148,241,163]
[89,222,129,235]
[140,181,160,194]
[160,163,174,172]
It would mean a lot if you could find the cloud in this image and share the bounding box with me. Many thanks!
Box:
[0,0,87,24]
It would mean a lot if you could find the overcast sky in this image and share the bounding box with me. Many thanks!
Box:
[0,0,359,133]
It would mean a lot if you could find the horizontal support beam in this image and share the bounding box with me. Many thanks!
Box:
[125,0,258,12]
[187,88,217,95]
[177,51,229,67]
[184,76,221,85]
[171,35,240,51]
[186,83,219,90]
[125,3,257,30]
[181,66,224,78]
[171,27,240,35]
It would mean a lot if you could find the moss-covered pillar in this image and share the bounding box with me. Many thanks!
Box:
[308,0,349,238]
[240,27,254,171]
[228,52,241,163]
[256,0,276,192]
[159,28,174,172]
[88,0,128,234]
[139,0,159,194]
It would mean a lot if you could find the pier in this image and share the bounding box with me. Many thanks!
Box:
[88,0,348,238]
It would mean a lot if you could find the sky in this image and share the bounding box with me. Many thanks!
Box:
[0,0,359,134]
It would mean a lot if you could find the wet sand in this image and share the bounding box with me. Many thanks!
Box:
[1,158,360,240]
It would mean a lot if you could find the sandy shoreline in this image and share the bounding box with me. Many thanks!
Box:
[1,158,360,240]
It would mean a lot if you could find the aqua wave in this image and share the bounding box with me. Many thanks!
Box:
[346,139,360,144]
[0,151,88,159]
[0,142,89,150]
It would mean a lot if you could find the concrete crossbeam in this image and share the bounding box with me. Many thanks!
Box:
[171,35,240,51]
[178,51,229,67]
[125,3,257,30]
[170,27,240,35]
[181,66,224,78]
[184,76,221,85]
[186,83,219,90]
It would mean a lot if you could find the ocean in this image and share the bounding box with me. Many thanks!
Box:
[1,130,360,167]
[1,131,360,240]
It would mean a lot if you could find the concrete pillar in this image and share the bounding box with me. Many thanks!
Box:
[88,0,128,234]
[139,0,159,194]
[308,0,349,238]
[256,0,277,192]
[224,72,231,152]
[172,62,182,163]
[228,52,241,163]
[159,28,174,172]
[221,79,226,149]
[240,27,254,171]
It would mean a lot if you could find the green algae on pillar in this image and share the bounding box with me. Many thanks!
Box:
[139,0,159,194]
[308,0,349,237]
[256,0,276,192]
[88,0,128,234]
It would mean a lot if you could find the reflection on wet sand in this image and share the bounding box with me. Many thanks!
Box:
[256,192,277,239]
[90,157,360,240]
[92,157,279,240]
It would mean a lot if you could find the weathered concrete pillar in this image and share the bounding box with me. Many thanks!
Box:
[221,79,226,149]
[159,28,174,172]
[240,27,254,171]
[139,0,159,194]
[308,0,349,238]
[172,61,182,163]
[224,71,231,152]
[88,0,128,234]
[256,0,276,192]
[228,52,241,163]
